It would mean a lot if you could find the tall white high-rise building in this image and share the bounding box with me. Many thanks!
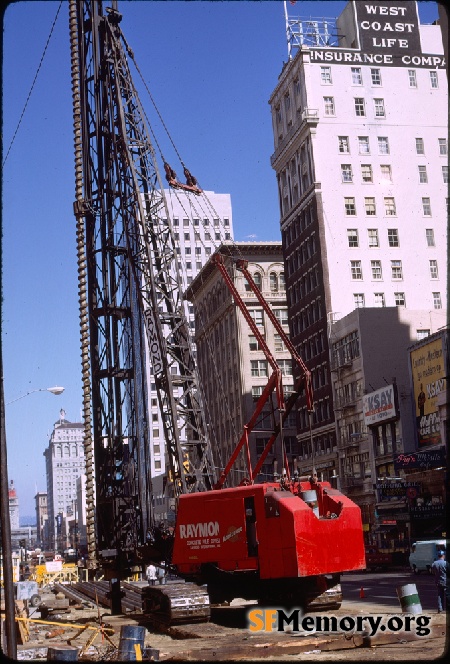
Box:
[146,189,234,480]
[43,410,85,550]
[268,0,447,476]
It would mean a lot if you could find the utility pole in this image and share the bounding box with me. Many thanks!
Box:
[0,354,17,659]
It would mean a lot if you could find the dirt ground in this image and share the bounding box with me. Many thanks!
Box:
[12,594,448,661]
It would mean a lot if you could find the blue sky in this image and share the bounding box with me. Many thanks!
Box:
[2,1,441,517]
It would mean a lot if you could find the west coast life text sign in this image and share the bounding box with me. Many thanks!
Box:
[309,1,445,68]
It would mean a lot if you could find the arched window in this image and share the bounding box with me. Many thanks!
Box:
[279,272,285,291]
[253,272,262,290]
[270,272,278,292]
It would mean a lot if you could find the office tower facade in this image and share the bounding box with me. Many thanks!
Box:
[268,1,447,481]
[186,241,297,487]
[43,410,85,551]
[145,190,234,479]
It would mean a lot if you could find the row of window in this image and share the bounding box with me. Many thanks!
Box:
[344,196,434,217]
[353,291,442,309]
[250,359,293,377]
[341,163,447,185]
[244,272,285,293]
[172,217,230,228]
[320,65,440,90]
[248,308,289,327]
[249,334,288,352]
[338,135,447,157]
[174,232,231,242]
[347,227,435,248]
[350,258,440,280]
[324,96,387,118]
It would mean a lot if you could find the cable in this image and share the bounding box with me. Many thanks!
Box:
[3,1,63,168]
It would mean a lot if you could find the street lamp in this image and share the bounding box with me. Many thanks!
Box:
[1,380,64,658]
[6,385,65,405]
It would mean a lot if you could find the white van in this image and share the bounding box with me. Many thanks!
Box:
[409,540,446,574]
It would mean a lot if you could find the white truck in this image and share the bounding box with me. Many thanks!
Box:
[409,540,447,574]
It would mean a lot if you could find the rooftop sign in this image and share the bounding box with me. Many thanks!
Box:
[308,1,445,68]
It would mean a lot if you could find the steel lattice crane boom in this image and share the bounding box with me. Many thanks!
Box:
[69,0,215,574]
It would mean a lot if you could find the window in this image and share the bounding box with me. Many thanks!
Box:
[374,293,385,307]
[321,66,332,84]
[429,70,438,88]
[184,233,189,241]
[341,164,353,182]
[415,137,424,154]
[338,136,350,153]
[438,138,448,155]
[371,260,382,280]
[351,260,362,280]
[361,164,373,182]
[249,335,262,351]
[279,272,285,290]
[433,292,442,309]
[358,136,370,154]
[408,69,417,87]
[205,232,211,240]
[203,218,209,226]
[365,197,376,216]
[274,334,286,352]
[354,98,365,116]
[324,96,335,115]
[185,247,191,255]
[253,272,262,290]
[274,309,289,326]
[374,98,385,117]
[388,229,399,247]
[442,166,448,183]
[422,197,431,216]
[354,293,365,308]
[351,67,362,84]
[384,197,396,216]
[278,359,293,376]
[380,164,392,182]
[252,386,263,401]
[347,229,359,247]
[371,68,381,85]
[378,137,389,154]
[251,360,268,377]
[418,165,428,183]
[425,229,435,246]
[391,260,403,280]
[417,329,430,340]
[368,228,379,247]
[345,197,356,215]
[429,260,438,279]
[269,273,278,291]
[395,292,405,306]
[249,309,264,326]
[183,218,189,227]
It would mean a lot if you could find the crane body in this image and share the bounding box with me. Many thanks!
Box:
[70,0,366,623]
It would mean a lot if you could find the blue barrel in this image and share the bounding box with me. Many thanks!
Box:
[118,625,147,660]
[396,584,422,614]
[47,646,79,660]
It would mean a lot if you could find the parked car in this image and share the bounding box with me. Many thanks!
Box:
[365,546,393,571]
[408,540,446,574]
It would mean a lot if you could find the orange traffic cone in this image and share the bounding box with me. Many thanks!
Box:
[360,586,365,599]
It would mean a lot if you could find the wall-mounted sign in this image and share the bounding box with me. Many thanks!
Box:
[410,337,446,447]
[363,385,397,425]
[394,447,446,471]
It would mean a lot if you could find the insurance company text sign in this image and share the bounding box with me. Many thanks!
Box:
[309,1,445,69]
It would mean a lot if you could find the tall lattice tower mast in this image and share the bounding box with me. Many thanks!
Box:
[69,0,216,573]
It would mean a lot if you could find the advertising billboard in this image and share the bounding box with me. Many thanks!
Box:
[410,337,445,447]
[363,384,397,426]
